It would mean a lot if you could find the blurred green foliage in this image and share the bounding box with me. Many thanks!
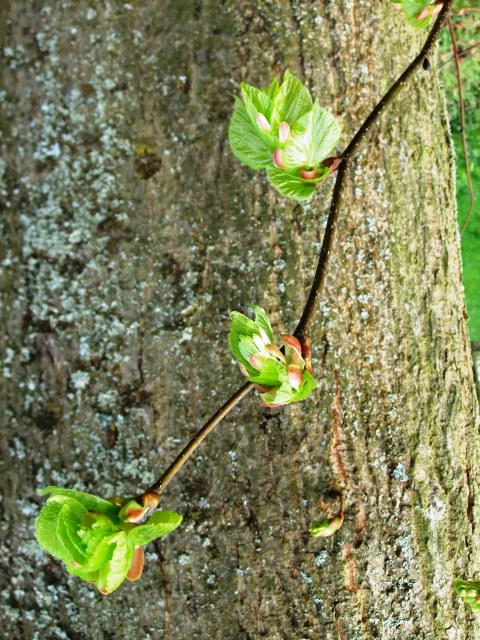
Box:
[439,4,480,340]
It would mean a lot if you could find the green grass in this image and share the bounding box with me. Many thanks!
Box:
[455,133,480,340]
[440,9,480,340]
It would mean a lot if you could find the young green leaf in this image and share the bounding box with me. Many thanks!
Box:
[454,578,480,611]
[229,307,317,406]
[251,305,274,343]
[34,497,74,562]
[39,486,118,518]
[290,370,317,403]
[228,98,273,170]
[392,1,442,29]
[96,532,134,595]
[266,166,318,202]
[271,69,313,127]
[129,511,183,547]
[36,486,184,595]
[283,101,341,171]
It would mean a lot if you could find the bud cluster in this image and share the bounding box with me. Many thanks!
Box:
[229,305,316,407]
[391,1,443,28]
[35,487,182,594]
[228,70,341,202]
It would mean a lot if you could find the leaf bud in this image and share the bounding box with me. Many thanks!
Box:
[279,121,290,143]
[256,112,271,132]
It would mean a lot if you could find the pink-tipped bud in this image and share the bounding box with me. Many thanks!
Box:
[279,121,290,143]
[322,156,342,173]
[282,334,304,369]
[390,2,402,10]
[418,3,442,21]
[256,112,271,132]
[118,499,150,524]
[250,353,268,371]
[281,334,302,357]
[254,383,274,393]
[272,148,285,170]
[253,333,267,351]
[238,362,249,377]
[417,5,433,20]
[299,168,317,180]
[266,343,286,363]
[288,364,303,391]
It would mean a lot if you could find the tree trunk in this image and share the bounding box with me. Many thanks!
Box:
[1,1,479,638]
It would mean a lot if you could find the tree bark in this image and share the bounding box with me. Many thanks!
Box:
[1,1,479,639]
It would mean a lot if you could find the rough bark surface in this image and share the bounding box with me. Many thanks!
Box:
[1,1,479,639]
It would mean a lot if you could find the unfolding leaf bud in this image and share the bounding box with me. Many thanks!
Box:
[279,121,290,143]
[272,148,285,170]
[118,499,150,524]
[417,2,442,20]
[256,112,271,132]
[309,514,344,537]
[298,168,317,180]
[288,364,302,391]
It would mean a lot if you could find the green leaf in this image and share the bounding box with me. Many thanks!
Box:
[79,512,118,569]
[251,305,274,343]
[260,386,294,406]
[129,511,183,547]
[228,98,273,170]
[39,486,118,518]
[84,535,116,572]
[57,501,89,565]
[283,101,341,171]
[238,335,260,369]
[65,561,99,582]
[398,1,437,29]
[35,497,73,562]
[241,83,273,123]
[96,532,134,595]
[454,578,480,611]
[290,370,317,403]
[249,358,286,387]
[266,166,317,202]
[265,77,280,100]
[229,311,263,375]
[271,70,313,127]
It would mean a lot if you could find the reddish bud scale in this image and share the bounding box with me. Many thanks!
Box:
[299,168,317,180]
[127,547,145,582]
[272,148,285,170]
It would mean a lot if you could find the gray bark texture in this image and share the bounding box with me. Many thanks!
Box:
[1,1,479,639]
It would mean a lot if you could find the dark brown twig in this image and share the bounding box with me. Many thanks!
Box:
[138,1,453,507]
[447,16,475,235]
[295,0,453,340]
[139,382,253,509]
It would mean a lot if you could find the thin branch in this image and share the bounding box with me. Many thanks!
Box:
[138,382,254,509]
[295,0,453,340]
[439,41,480,68]
[447,16,476,235]
[138,1,453,508]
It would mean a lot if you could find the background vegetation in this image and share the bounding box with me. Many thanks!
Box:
[440,4,479,342]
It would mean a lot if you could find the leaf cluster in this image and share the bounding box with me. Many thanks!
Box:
[228,70,341,202]
[35,487,182,594]
[229,305,316,406]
